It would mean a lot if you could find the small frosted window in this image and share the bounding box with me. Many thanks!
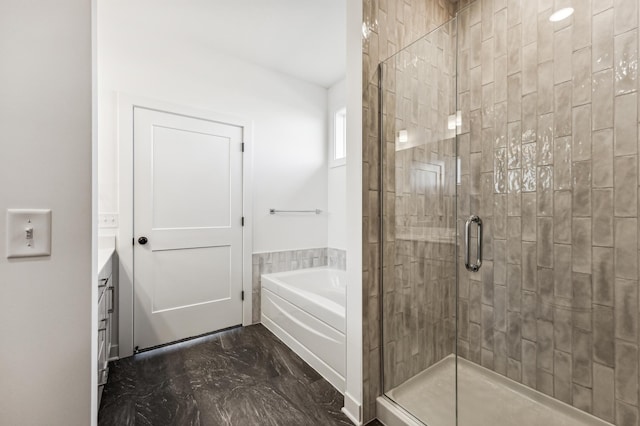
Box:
[333,107,346,164]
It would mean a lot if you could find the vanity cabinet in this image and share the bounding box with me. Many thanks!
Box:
[97,253,114,407]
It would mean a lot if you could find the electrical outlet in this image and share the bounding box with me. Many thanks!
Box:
[99,213,119,229]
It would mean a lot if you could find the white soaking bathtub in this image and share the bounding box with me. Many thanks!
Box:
[261,267,346,392]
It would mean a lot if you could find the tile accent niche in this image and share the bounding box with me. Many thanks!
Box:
[251,248,346,323]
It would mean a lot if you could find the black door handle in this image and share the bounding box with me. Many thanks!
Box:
[138,237,148,245]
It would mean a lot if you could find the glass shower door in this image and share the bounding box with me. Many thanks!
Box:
[381,0,629,424]
[380,17,459,426]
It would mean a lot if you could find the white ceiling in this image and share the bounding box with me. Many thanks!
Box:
[124,0,346,88]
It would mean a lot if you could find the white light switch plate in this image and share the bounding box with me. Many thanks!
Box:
[6,209,52,258]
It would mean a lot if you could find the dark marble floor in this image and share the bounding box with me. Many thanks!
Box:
[99,324,368,426]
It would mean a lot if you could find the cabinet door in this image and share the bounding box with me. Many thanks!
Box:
[106,279,114,359]
[98,254,114,408]
[98,288,107,369]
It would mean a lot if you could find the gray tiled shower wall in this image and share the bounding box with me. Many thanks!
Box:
[251,248,346,323]
[455,1,640,424]
[368,0,640,425]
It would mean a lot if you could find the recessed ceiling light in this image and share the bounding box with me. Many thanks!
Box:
[549,7,574,22]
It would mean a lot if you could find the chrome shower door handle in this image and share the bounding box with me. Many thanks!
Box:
[465,215,483,272]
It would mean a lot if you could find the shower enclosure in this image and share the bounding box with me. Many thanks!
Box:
[379,1,638,425]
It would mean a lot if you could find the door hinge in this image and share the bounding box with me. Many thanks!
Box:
[132,237,134,246]
[241,216,245,226]
[241,291,245,301]
[241,142,245,152]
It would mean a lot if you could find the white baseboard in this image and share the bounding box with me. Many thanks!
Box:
[342,391,362,425]
[108,344,119,360]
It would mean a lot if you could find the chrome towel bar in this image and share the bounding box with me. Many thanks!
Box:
[269,209,322,215]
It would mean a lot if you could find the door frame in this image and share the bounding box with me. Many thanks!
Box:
[116,94,254,357]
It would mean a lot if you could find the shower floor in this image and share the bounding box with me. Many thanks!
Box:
[386,355,611,426]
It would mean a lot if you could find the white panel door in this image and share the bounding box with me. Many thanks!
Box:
[133,107,243,350]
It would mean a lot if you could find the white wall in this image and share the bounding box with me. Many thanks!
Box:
[344,0,364,423]
[0,1,94,425]
[98,2,329,253]
[328,78,347,250]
